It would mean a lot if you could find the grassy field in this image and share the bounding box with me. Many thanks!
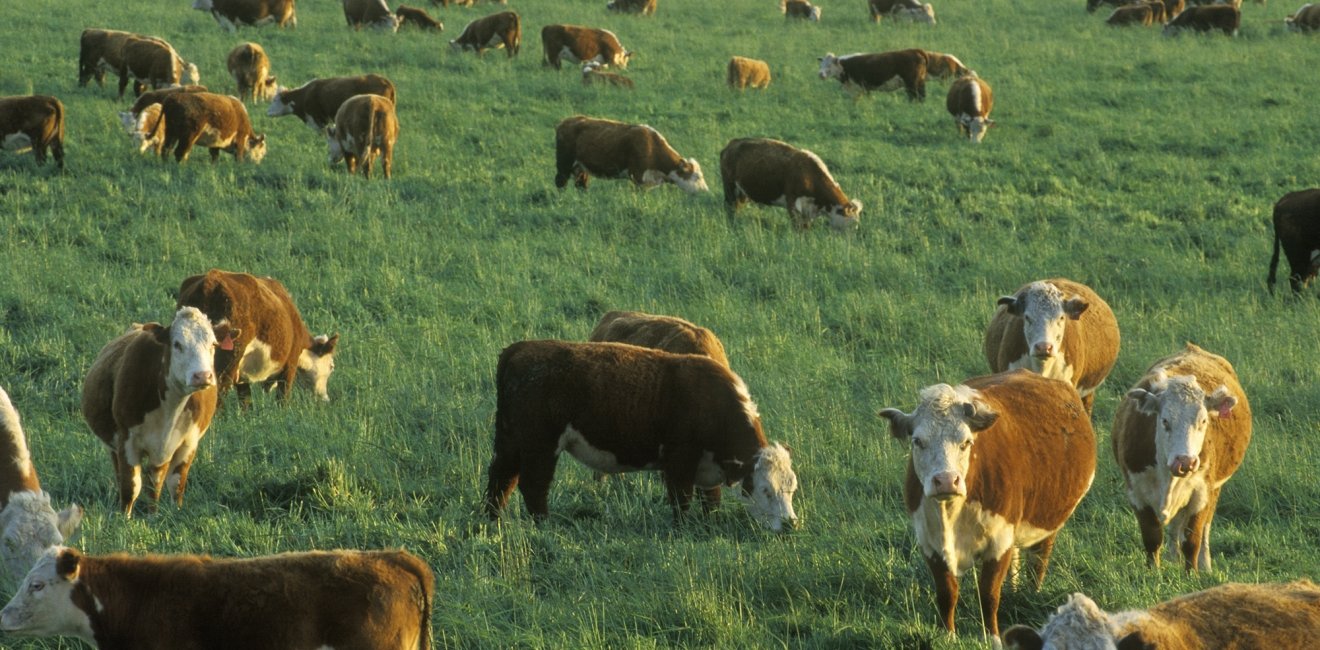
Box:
[2,0,1320,647]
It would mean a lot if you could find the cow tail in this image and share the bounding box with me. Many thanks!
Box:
[394,552,433,650]
[50,98,66,169]
[1268,220,1282,294]
[148,101,168,157]
[511,19,522,56]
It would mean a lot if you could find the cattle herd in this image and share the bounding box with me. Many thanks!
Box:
[0,0,1318,647]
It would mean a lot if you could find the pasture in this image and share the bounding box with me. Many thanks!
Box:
[2,0,1320,646]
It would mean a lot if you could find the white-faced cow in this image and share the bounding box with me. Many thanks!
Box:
[176,269,339,404]
[1268,188,1320,294]
[607,0,656,14]
[267,74,397,131]
[719,137,861,230]
[325,94,400,179]
[727,56,771,90]
[396,4,443,30]
[554,116,707,193]
[78,29,136,93]
[0,547,433,650]
[0,96,65,170]
[226,42,276,103]
[983,278,1120,415]
[783,0,822,20]
[343,0,401,31]
[120,35,200,98]
[925,51,969,79]
[581,61,634,88]
[449,11,521,57]
[81,308,239,517]
[1108,3,1155,24]
[1287,3,1320,30]
[153,92,267,163]
[869,0,933,21]
[541,24,631,69]
[818,50,931,100]
[1163,4,1239,33]
[192,0,297,31]
[0,388,82,580]
[879,370,1096,639]
[1112,343,1251,572]
[946,73,996,143]
[119,85,207,155]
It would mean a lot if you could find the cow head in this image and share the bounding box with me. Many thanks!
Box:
[245,134,267,164]
[375,14,403,32]
[818,53,844,80]
[880,383,999,500]
[808,5,822,19]
[297,333,340,402]
[1001,593,1123,650]
[673,159,709,193]
[151,307,240,395]
[997,282,1087,373]
[738,443,798,532]
[1126,370,1236,482]
[906,4,937,23]
[960,114,996,143]
[257,77,277,102]
[614,50,633,69]
[0,547,92,642]
[0,494,83,582]
[825,199,863,230]
[267,88,294,117]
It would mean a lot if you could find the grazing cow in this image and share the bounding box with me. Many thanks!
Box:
[983,278,1119,414]
[893,3,938,23]
[1108,3,1155,24]
[343,0,401,31]
[485,340,798,532]
[449,11,521,57]
[541,24,631,69]
[1111,343,1251,571]
[1003,581,1320,650]
[192,0,297,31]
[325,94,400,179]
[118,85,207,155]
[0,547,433,650]
[868,0,922,20]
[1268,188,1320,293]
[879,370,1096,638]
[589,311,730,369]
[783,0,822,19]
[554,116,707,193]
[818,50,930,100]
[78,29,135,91]
[397,4,443,30]
[1163,4,1240,33]
[0,388,82,580]
[120,36,200,97]
[81,308,239,516]
[719,137,861,230]
[176,269,339,404]
[1287,2,1320,30]
[267,74,397,131]
[727,56,771,90]
[946,73,995,143]
[0,96,65,170]
[924,51,968,79]
[226,42,275,103]
[607,0,656,14]
[581,61,634,88]
[154,92,267,163]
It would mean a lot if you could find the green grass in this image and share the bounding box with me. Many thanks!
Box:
[1,0,1319,647]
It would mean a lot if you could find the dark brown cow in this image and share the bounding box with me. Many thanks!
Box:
[0,547,433,650]
[1288,3,1320,30]
[783,0,822,19]
[607,0,656,14]
[541,24,631,69]
[869,0,936,22]
[1108,3,1155,24]
[154,92,267,163]
[589,311,730,369]
[581,62,634,88]
[119,85,207,155]
[0,96,65,170]
[449,11,521,57]
[719,137,861,230]
[397,4,444,30]
[325,94,400,179]
[177,269,339,404]
[1163,4,1239,33]
[192,0,297,30]
[343,0,401,30]
[727,56,771,90]
[0,387,82,580]
[817,50,930,100]
[226,42,276,103]
[78,29,136,91]
[946,73,996,143]
[1268,188,1320,294]
[879,370,1096,638]
[554,116,707,193]
[484,340,798,531]
[120,36,201,98]
[267,74,397,131]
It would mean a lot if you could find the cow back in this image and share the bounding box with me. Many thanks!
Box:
[161,92,253,147]
[1126,581,1320,648]
[334,94,400,153]
[589,311,730,368]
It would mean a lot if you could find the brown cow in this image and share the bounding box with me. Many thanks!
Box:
[154,92,267,163]
[267,74,396,131]
[176,269,339,404]
[484,340,798,531]
[1163,4,1240,33]
[0,547,433,650]
[343,0,401,30]
[226,42,276,102]
[120,35,201,97]
[119,85,207,155]
[581,61,634,88]
[541,24,631,69]
[554,116,707,193]
[783,0,822,19]
[1112,343,1251,571]
[0,388,82,579]
[870,0,937,22]
[924,51,969,79]
[78,29,136,92]
[719,137,861,230]
[192,0,297,30]
[589,311,730,369]
[81,308,239,516]
[1287,3,1320,30]
[449,11,521,57]
[879,370,1096,639]
[607,0,656,14]
[0,96,65,170]
[397,4,443,30]
[946,73,995,143]
[817,50,930,100]
[727,56,771,90]
[325,93,400,179]
[1108,3,1155,24]
[1268,188,1320,294]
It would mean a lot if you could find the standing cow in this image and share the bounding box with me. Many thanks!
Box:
[727,56,771,90]
[193,0,297,30]
[554,116,707,193]
[78,29,135,91]
[0,96,65,170]
[119,36,201,97]
[541,24,631,69]
[818,50,930,100]
[0,388,82,579]
[119,85,208,155]
[396,4,444,30]
[719,137,861,230]
[1268,188,1320,294]
[607,0,656,14]
[449,11,521,57]
[267,74,396,131]
[946,73,996,143]
[783,0,822,19]
[226,42,276,103]
[325,94,400,179]
[154,92,267,163]
[343,0,401,30]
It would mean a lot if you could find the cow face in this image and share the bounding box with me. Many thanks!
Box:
[0,547,92,642]
[0,494,82,581]
[1126,370,1236,479]
[825,199,863,230]
[672,159,708,193]
[1001,593,1120,650]
[818,53,844,79]
[297,333,339,402]
[904,4,936,23]
[156,307,238,395]
[998,282,1087,372]
[880,384,999,500]
[267,90,294,117]
[742,443,798,532]
[962,114,995,144]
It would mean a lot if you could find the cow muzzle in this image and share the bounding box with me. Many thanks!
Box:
[1031,342,1055,359]
[1169,455,1200,477]
[189,370,216,389]
[928,472,965,500]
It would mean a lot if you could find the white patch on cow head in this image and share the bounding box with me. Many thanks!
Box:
[246,134,267,164]
[879,384,998,500]
[1126,370,1236,479]
[0,493,82,581]
[297,334,338,402]
[793,196,819,219]
[267,91,294,117]
[164,307,223,394]
[967,116,994,143]
[817,53,843,79]
[809,5,822,19]
[378,14,402,32]
[745,443,798,532]
[826,199,862,230]
[1002,593,1123,650]
[669,158,708,193]
[998,282,1087,371]
[0,547,94,643]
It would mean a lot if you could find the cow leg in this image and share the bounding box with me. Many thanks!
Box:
[574,170,590,190]
[553,146,577,189]
[699,486,722,514]
[145,462,170,512]
[977,548,1014,638]
[1181,489,1219,572]
[345,153,359,175]
[111,447,142,518]
[175,132,203,163]
[362,149,375,179]
[381,143,393,179]
[1024,533,1057,589]
[721,178,743,216]
[117,72,130,99]
[209,148,221,163]
[516,451,559,523]
[483,448,521,520]
[924,553,959,633]
[1136,505,1164,568]
[167,438,201,507]
[1080,391,1096,415]
[133,80,147,97]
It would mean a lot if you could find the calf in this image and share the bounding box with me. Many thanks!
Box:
[226,42,276,103]
[879,370,1096,639]
[120,36,200,97]
[581,61,634,88]
[1,547,433,650]
[325,94,400,179]
[78,29,135,91]
[554,116,707,193]
[119,85,207,155]
[727,56,771,90]
[783,0,822,19]
[1163,4,1239,33]
[1112,343,1251,571]
[541,24,631,69]
[0,388,82,580]
[80,307,239,516]
[0,96,65,170]
[154,92,267,163]
[1108,3,1155,24]
[397,4,443,30]
[946,72,995,143]
[485,340,798,531]
[343,0,401,31]
[719,137,861,230]
[176,269,339,404]
[267,74,397,131]
[192,0,297,31]
[818,50,930,100]
[1269,188,1320,293]
[607,0,657,14]
[449,11,521,57]
[1287,2,1320,30]
[589,311,730,369]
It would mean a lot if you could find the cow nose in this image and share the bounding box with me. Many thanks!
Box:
[1169,455,1199,477]
[1032,342,1054,357]
[930,472,963,498]
[190,370,215,387]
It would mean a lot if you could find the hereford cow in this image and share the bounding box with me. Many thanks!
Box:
[783,0,822,19]
[581,61,634,88]
[983,278,1119,414]
[1108,3,1155,24]
[541,24,631,69]
[869,0,928,20]
[818,50,930,100]
[1112,343,1251,572]
[554,116,707,193]
[227,42,276,103]
[0,547,433,650]
[267,74,397,131]
[0,388,82,580]
[325,94,400,179]
[719,137,861,230]
[397,4,443,30]
[880,370,1096,638]
[343,0,401,31]
[119,85,207,155]
[120,35,200,97]
[1002,581,1320,650]
[81,308,239,516]
[589,311,730,369]
[192,0,297,30]
[727,56,771,90]
[154,92,266,163]
[1268,188,1320,294]
[946,73,995,143]
[485,340,798,532]
[78,29,135,91]
[449,11,521,57]
[607,0,657,14]
[1163,4,1239,33]
[1287,3,1320,30]
[176,269,340,404]
[0,96,65,170]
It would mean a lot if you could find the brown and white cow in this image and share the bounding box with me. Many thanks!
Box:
[1108,3,1155,24]
[119,85,207,155]
[869,0,936,22]
[81,308,239,516]
[120,36,201,97]
[0,388,82,580]
[783,0,822,20]
[325,94,400,179]
[983,278,1120,414]
[176,269,339,404]
[1111,343,1250,572]
[153,92,267,163]
[607,0,656,14]
[727,56,771,90]
[946,73,995,143]
[1003,581,1320,650]
[78,29,136,93]
[1287,3,1320,30]
[581,61,634,88]
[397,4,444,30]
[343,0,401,31]
[0,547,433,650]
[1269,188,1320,294]
[924,51,969,79]
[226,42,276,103]
[818,50,930,100]
[719,137,861,230]
[449,11,521,57]
[554,116,707,193]
[589,311,730,370]
[879,370,1096,639]
[0,96,65,170]
[485,340,798,531]
[541,24,631,69]
[267,74,397,131]
[192,0,297,31]
[1163,4,1239,33]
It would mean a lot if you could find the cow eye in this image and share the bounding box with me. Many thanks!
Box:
[30,582,43,593]
[912,438,926,450]
[959,440,972,451]
[174,342,183,352]
[1162,419,1171,430]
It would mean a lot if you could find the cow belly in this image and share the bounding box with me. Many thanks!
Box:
[238,339,285,383]
[2,132,33,152]
[486,33,506,48]
[196,125,236,148]
[556,426,654,474]
[125,405,202,469]
[734,182,786,206]
[1126,465,1209,525]
[912,498,1051,575]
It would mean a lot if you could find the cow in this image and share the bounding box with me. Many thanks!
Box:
[818,50,930,100]
[589,311,730,370]
[727,56,771,90]
[119,35,200,98]
[0,96,65,170]
[449,11,521,57]
[1163,4,1240,33]
[868,0,923,20]
[879,370,1096,639]
[192,0,297,31]
[118,85,207,155]
[1108,3,1155,24]
[554,116,707,193]
[153,92,267,164]
[892,3,938,23]
[946,73,995,143]
[1003,581,1320,650]
[176,269,340,404]
[0,388,82,580]
[541,24,631,70]
[1111,343,1251,572]
[484,340,799,532]
[397,4,443,30]
[1268,188,1320,294]
[783,0,822,19]
[983,278,1119,415]
[719,137,861,230]
[78,29,135,91]
[80,307,239,516]
[924,51,969,79]
[226,42,276,103]
[581,61,634,88]
[0,547,433,650]
[607,0,657,14]
[267,74,397,131]
[1287,2,1320,30]
[343,0,401,31]
[325,94,400,179]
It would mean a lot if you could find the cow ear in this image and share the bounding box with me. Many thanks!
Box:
[1205,386,1237,419]
[1116,631,1157,650]
[1127,388,1161,415]
[1001,625,1044,650]
[1063,297,1090,319]
[148,323,171,344]
[997,295,1023,315]
[55,548,82,581]
[878,408,914,440]
[322,333,340,354]
[963,400,998,432]
[57,505,84,541]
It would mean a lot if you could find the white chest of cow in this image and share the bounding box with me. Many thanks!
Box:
[1008,353,1081,396]
[124,397,203,473]
[911,497,1052,576]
